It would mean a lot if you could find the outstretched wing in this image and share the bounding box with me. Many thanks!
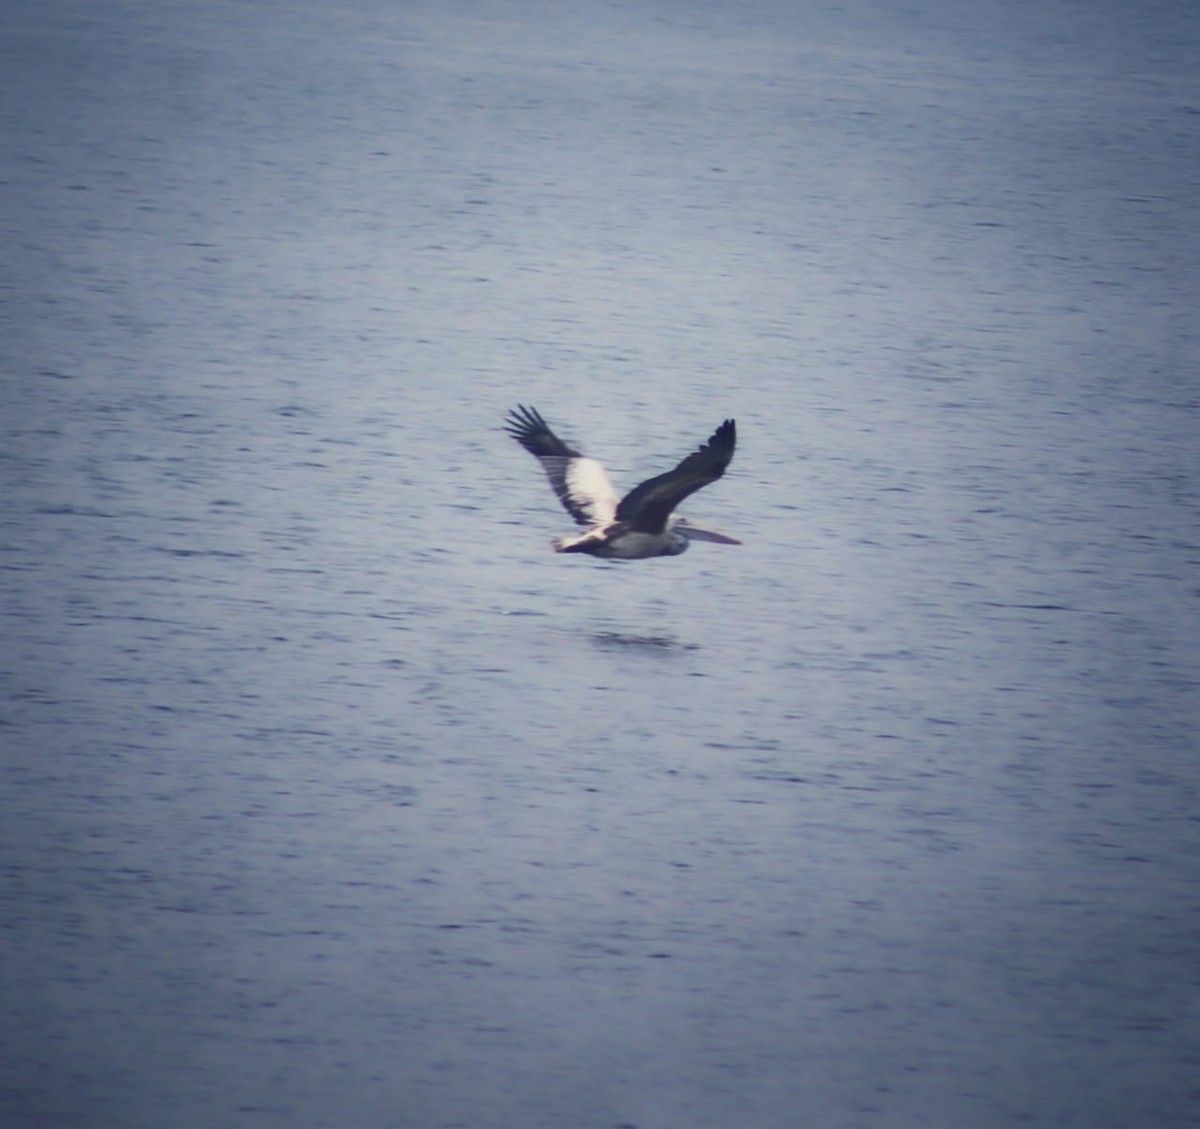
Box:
[616,419,736,535]
[504,405,619,528]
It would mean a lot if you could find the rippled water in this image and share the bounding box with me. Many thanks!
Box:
[3,2,1198,1127]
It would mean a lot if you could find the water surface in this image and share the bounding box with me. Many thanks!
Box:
[2,2,1198,1127]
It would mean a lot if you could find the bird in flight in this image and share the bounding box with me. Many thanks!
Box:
[505,405,740,559]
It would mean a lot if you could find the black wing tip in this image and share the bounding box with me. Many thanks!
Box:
[504,404,581,459]
[705,418,736,462]
[503,404,551,449]
[503,403,545,437]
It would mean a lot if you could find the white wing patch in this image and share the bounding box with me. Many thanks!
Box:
[565,457,619,526]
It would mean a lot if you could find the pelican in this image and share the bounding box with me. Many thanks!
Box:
[505,405,740,559]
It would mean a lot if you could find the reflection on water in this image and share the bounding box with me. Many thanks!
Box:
[588,630,700,652]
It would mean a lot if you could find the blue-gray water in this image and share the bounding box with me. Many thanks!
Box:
[3,2,1198,1127]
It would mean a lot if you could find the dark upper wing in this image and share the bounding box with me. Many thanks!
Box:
[615,419,736,534]
[504,405,619,527]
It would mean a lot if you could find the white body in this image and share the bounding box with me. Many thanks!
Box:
[554,524,689,559]
[552,515,737,559]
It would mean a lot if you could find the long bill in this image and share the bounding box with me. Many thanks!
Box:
[673,518,741,545]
